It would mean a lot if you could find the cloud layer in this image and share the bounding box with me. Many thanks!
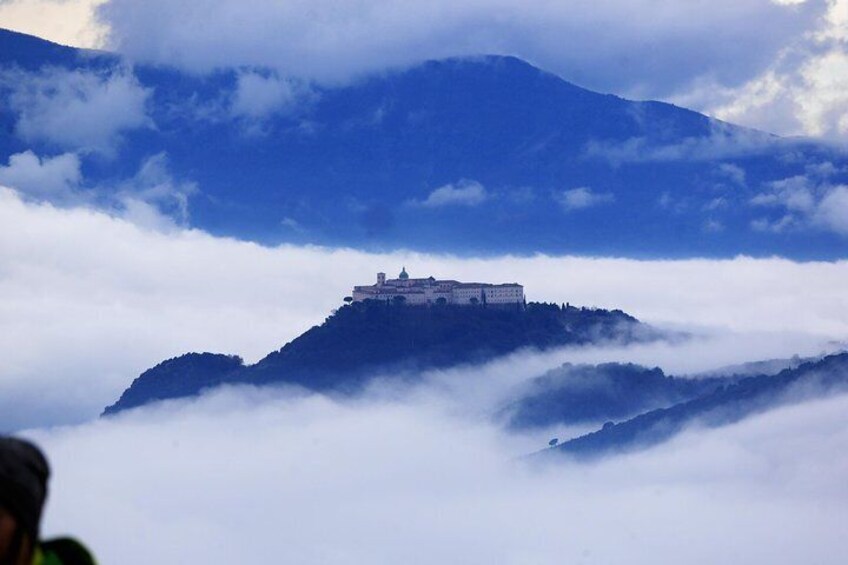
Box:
[3,66,151,154]
[95,0,819,97]
[3,0,848,140]
[24,379,848,564]
[96,0,848,141]
[0,151,82,201]
[2,183,846,564]
[1,187,847,430]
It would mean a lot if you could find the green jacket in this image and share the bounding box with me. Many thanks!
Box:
[33,538,96,565]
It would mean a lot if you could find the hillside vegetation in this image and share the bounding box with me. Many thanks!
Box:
[550,352,848,458]
[104,301,655,414]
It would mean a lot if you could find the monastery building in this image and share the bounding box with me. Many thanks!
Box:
[352,268,524,306]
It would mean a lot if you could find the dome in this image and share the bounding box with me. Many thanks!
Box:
[399,267,409,280]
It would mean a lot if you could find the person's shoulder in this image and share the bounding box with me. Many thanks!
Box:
[37,537,97,565]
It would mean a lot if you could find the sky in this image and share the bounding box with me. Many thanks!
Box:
[1,0,847,140]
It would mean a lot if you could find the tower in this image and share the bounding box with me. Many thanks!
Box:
[377,272,386,286]
[399,267,409,280]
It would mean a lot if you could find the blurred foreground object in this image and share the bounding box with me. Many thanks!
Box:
[0,437,96,565]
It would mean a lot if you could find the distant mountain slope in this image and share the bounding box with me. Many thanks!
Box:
[690,354,813,379]
[2,29,847,258]
[103,301,656,415]
[0,28,109,69]
[503,363,727,429]
[551,352,848,459]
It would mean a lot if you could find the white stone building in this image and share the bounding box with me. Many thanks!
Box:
[351,268,525,306]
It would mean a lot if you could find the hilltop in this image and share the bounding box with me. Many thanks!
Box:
[103,301,657,415]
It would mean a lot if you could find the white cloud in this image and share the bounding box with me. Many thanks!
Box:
[717,163,747,186]
[706,52,848,140]
[230,70,307,120]
[703,218,725,233]
[794,50,848,139]
[18,376,848,564]
[0,0,107,48]
[585,123,780,165]
[806,161,842,178]
[814,185,848,235]
[699,1,848,140]
[113,152,197,229]
[280,216,306,233]
[0,149,196,230]
[2,188,848,429]
[556,186,614,211]
[753,176,817,213]
[93,0,822,100]
[0,151,82,201]
[703,197,728,211]
[752,214,797,233]
[4,66,152,153]
[415,180,488,208]
[750,174,848,236]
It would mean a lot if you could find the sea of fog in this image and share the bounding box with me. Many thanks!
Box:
[3,186,848,563]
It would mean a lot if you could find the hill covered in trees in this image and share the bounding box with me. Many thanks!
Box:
[104,301,658,415]
[549,352,848,459]
[503,363,729,429]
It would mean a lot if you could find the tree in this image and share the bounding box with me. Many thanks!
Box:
[393,295,407,306]
[469,297,479,306]
[435,297,447,306]
[343,296,353,303]
[548,438,559,447]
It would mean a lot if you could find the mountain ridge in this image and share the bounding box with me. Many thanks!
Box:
[2,28,847,259]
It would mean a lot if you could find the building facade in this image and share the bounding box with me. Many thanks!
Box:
[352,268,525,306]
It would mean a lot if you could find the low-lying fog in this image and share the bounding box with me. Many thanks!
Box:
[29,384,848,564]
[2,187,846,428]
[3,187,848,563]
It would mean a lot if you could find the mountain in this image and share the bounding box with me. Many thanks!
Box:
[2,29,847,258]
[549,352,848,459]
[103,301,657,415]
[503,362,728,429]
[688,353,825,379]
